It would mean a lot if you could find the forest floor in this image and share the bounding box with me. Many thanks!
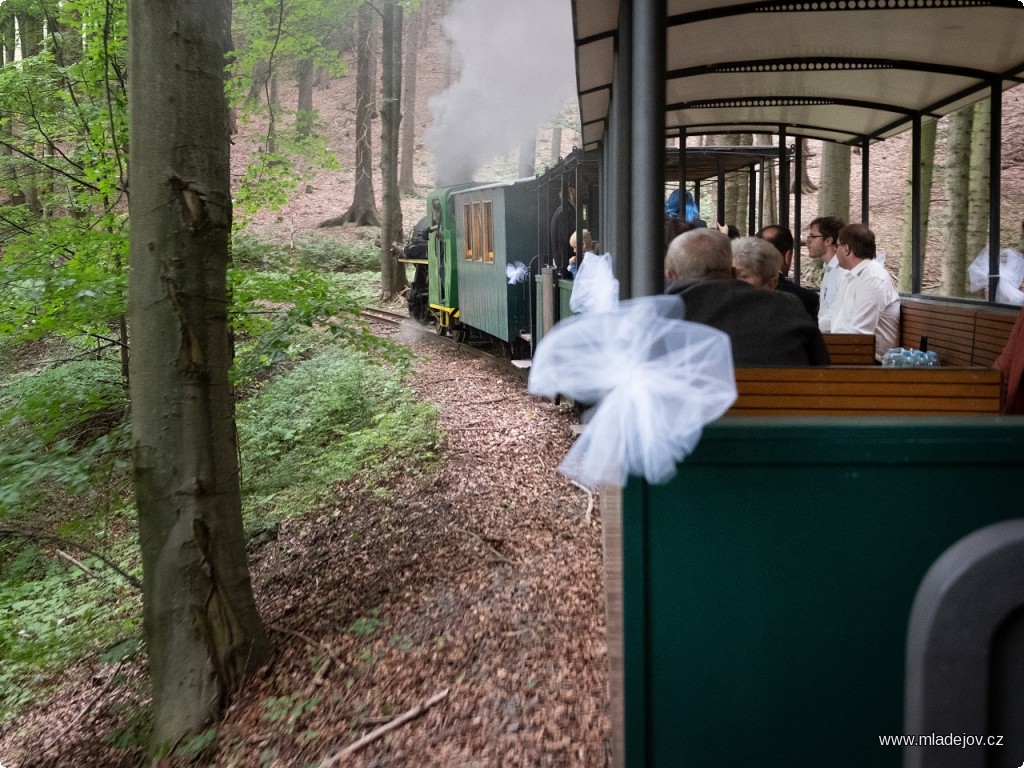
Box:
[3,2,1024,764]
[1,321,611,768]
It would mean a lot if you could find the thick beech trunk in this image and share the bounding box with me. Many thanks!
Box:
[127,0,268,753]
[942,107,973,296]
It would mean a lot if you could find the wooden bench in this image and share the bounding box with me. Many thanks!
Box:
[727,366,1003,417]
[822,333,876,365]
[899,297,1020,367]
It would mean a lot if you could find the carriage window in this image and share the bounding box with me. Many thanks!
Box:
[462,201,494,263]
[483,202,494,263]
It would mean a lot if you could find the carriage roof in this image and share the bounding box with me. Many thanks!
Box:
[572,0,1024,150]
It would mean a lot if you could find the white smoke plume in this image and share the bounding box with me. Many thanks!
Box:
[425,0,577,186]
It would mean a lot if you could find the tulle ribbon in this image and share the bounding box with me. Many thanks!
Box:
[569,251,619,314]
[506,261,529,284]
[528,295,736,489]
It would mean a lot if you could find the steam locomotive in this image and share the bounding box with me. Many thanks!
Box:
[402,150,600,360]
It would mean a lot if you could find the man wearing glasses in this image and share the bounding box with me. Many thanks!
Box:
[806,216,847,321]
[818,223,900,362]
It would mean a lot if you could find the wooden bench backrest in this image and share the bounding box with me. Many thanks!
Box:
[822,333,876,365]
[899,297,1020,368]
[727,366,1002,417]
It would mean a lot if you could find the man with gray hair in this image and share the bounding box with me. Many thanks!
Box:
[665,229,830,366]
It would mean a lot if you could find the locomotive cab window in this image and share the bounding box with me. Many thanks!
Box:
[463,201,494,264]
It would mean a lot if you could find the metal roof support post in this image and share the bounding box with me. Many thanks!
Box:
[988,81,1002,304]
[629,0,666,298]
[778,127,790,231]
[612,4,633,299]
[860,137,870,226]
[747,164,757,238]
[679,127,687,218]
[716,158,725,229]
[758,160,765,232]
[793,139,802,281]
[911,115,923,294]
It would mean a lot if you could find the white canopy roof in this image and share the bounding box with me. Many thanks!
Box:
[572,0,1024,150]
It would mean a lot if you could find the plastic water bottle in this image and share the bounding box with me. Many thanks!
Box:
[925,351,940,367]
[900,348,916,367]
[882,348,901,368]
[911,349,927,367]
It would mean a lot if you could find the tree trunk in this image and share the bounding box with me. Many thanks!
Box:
[818,141,850,222]
[942,107,973,296]
[756,134,777,226]
[398,8,421,196]
[549,125,562,166]
[899,119,936,292]
[379,0,405,296]
[322,2,379,228]
[794,138,818,194]
[518,130,536,179]
[127,0,269,754]
[965,100,991,268]
[297,57,314,138]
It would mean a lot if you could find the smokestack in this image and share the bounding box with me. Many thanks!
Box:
[425,0,576,187]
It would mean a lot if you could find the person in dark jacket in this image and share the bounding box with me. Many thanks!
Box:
[664,229,830,367]
[757,224,820,320]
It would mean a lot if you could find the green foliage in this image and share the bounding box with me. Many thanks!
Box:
[0,540,142,724]
[0,0,129,349]
[263,693,320,725]
[236,347,439,520]
[229,265,405,385]
[0,356,130,516]
[347,608,386,637]
[232,231,381,273]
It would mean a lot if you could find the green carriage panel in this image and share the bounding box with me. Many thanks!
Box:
[427,185,477,318]
[610,417,1024,768]
[453,179,538,345]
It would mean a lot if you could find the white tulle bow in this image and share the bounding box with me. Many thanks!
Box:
[528,295,736,489]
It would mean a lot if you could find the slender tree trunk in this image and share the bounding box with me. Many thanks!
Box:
[518,130,536,179]
[942,107,973,296]
[297,57,314,138]
[756,134,777,226]
[965,100,991,266]
[380,0,405,296]
[398,8,420,196]
[322,2,379,227]
[794,138,818,193]
[549,125,562,165]
[818,141,850,222]
[899,119,936,292]
[127,0,269,753]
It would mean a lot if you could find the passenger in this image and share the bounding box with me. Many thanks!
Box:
[818,223,900,362]
[994,306,1024,415]
[757,224,820,319]
[567,228,595,277]
[665,229,830,367]
[806,216,847,321]
[717,222,741,239]
[549,180,577,276]
[664,216,696,250]
[731,236,780,289]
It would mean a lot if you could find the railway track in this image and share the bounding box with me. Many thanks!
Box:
[360,306,530,382]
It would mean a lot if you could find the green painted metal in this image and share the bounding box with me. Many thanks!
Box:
[558,279,574,321]
[454,180,536,344]
[427,185,475,312]
[620,417,1024,767]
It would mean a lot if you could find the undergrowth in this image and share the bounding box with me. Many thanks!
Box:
[237,345,439,526]
[0,232,439,729]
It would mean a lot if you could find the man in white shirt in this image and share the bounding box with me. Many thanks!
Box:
[807,216,847,321]
[818,223,901,361]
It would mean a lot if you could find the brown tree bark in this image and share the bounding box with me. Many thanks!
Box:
[297,57,314,138]
[398,8,421,196]
[379,0,406,296]
[127,0,269,753]
[321,2,379,228]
